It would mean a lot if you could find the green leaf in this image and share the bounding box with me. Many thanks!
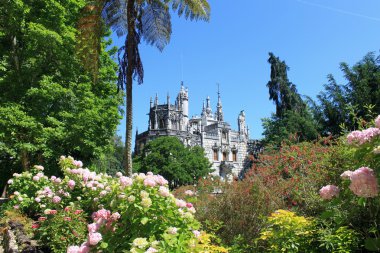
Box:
[100,242,108,249]
[365,238,380,251]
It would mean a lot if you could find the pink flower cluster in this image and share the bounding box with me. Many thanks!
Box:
[375,115,380,128]
[69,209,120,252]
[67,243,90,253]
[347,127,380,145]
[142,173,169,188]
[319,185,340,200]
[348,167,378,198]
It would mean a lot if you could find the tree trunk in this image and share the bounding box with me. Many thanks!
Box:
[125,0,136,176]
[21,150,29,171]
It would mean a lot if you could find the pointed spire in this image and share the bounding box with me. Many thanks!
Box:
[154,93,158,106]
[167,92,170,105]
[180,81,185,92]
[150,97,153,108]
[216,83,224,121]
[217,83,221,105]
[201,100,206,116]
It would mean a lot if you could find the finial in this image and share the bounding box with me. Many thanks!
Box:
[155,93,158,106]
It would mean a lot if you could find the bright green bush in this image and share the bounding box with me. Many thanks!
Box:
[258,209,316,253]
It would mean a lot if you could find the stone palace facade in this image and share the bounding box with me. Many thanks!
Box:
[134,82,258,178]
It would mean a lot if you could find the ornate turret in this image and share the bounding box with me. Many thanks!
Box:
[215,84,224,122]
[206,96,212,116]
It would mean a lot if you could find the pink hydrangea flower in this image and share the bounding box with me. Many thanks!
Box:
[185,190,195,196]
[67,246,80,253]
[52,196,61,203]
[88,223,100,233]
[34,165,44,171]
[347,128,380,145]
[68,180,76,190]
[146,247,158,253]
[35,197,41,203]
[186,202,193,208]
[7,179,13,184]
[192,230,201,238]
[33,176,40,181]
[79,244,91,253]
[73,160,83,168]
[88,232,102,245]
[319,185,340,200]
[120,176,133,187]
[175,199,187,208]
[349,167,378,198]
[340,170,353,179]
[144,178,157,187]
[92,209,111,222]
[115,172,123,178]
[154,175,168,186]
[158,186,170,197]
[375,115,380,128]
[167,227,178,234]
[110,212,121,221]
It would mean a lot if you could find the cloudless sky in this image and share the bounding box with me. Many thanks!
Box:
[114,0,380,143]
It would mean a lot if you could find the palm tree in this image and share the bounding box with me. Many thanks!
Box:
[78,0,210,176]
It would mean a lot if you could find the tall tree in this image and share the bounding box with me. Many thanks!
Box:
[314,52,380,136]
[266,52,305,118]
[0,0,122,190]
[263,53,318,145]
[78,0,210,176]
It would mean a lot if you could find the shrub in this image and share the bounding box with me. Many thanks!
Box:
[258,209,316,253]
[4,156,223,252]
[194,176,283,247]
[245,140,338,216]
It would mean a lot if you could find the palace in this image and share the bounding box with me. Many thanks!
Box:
[134,82,259,178]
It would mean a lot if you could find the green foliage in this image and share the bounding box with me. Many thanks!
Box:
[0,0,123,187]
[262,110,319,145]
[90,135,125,175]
[258,210,360,253]
[315,52,380,136]
[263,53,319,145]
[134,137,212,188]
[35,207,88,253]
[318,226,360,253]
[258,209,316,253]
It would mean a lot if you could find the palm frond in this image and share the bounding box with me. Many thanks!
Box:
[141,1,172,51]
[118,29,144,91]
[171,0,210,21]
[77,0,106,83]
[103,0,128,37]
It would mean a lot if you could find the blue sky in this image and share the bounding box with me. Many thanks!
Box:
[114,0,380,142]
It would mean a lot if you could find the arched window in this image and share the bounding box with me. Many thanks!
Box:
[223,152,227,161]
[232,151,237,162]
[213,150,218,161]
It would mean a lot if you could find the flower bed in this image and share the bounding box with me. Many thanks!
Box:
[3,156,225,252]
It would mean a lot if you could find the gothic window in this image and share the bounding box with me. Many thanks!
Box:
[222,132,227,140]
[232,151,237,162]
[159,119,165,129]
[213,150,218,161]
[223,152,227,161]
